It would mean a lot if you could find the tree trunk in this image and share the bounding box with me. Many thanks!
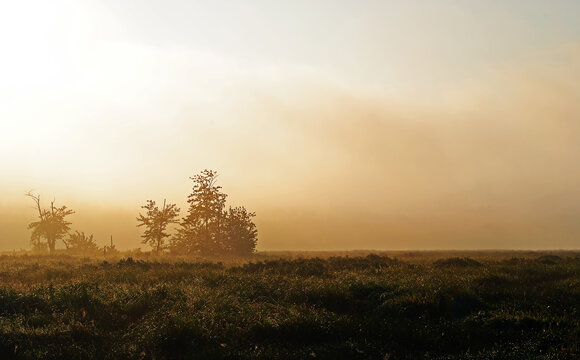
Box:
[48,237,56,254]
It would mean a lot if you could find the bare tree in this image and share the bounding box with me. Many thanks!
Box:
[26,192,74,254]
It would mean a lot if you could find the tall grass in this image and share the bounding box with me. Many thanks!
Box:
[0,253,578,359]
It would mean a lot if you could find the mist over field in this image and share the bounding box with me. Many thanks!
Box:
[1,1,579,251]
[2,56,580,251]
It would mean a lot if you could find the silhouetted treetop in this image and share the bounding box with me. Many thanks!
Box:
[26,192,74,254]
[137,199,180,254]
[63,231,99,255]
[169,169,258,256]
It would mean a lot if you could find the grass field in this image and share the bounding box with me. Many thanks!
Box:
[0,251,579,359]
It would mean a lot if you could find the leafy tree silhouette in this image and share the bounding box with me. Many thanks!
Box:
[224,206,258,256]
[26,192,74,254]
[172,170,227,255]
[137,199,180,254]
[167,170,259,256]
[63,231,99,255]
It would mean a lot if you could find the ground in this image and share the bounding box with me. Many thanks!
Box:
[0,251,578,359]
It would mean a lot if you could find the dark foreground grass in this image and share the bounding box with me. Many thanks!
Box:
[0,253,578,359]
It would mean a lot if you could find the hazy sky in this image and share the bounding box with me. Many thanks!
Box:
[0,0,579,251]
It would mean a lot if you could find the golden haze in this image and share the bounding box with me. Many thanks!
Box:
[1,47,579,251]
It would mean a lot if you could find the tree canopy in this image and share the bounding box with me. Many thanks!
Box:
[63,231,99,255]
[26,192,74,254]
[224,206,258,256]
[168,170,258,256]
[137,199,180,253]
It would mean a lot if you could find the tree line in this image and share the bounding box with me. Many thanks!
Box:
[137,169,258,256]
[25,170,258,256]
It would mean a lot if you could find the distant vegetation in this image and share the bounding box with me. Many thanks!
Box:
[25,192,74,254]
[158,169,258,256]
[0,252,578,359]
[26,170,258,257]
[62,231,99,255]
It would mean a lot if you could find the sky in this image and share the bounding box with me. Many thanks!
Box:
[0,0,579,251]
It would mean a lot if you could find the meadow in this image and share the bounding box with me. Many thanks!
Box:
[0,251,578,359]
